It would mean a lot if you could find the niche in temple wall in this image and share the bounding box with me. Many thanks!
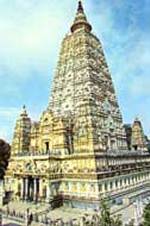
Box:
[39,111,54,152]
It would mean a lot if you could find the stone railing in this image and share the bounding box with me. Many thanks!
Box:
[13,149,150,158]
[13,149,68,157]
[106,149,149,157]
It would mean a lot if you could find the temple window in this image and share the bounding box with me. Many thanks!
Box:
[45,142,49,151]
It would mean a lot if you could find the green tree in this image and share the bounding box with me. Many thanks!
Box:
[0,139,10,179]
[143,203,150,226]
[100,199,112,226]
[99,199,122,226]
[111,214,123,226]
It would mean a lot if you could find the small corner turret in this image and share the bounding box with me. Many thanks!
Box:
[11,106,31,156]
[131,117,147,151]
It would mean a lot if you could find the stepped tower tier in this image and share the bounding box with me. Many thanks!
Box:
[48,1,127,152]
[11,106,31,155]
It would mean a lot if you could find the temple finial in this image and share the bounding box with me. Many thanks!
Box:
[20,105,27,117]
[71,0,92,33]
[78,1,84,12]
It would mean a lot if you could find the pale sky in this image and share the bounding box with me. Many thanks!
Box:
[0,0,149,142]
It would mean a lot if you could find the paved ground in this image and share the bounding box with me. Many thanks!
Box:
[2,204,133,226]
[111,198,148,225]
[1,198,149,225]
[111,204,135,225]
[2,201,95,224]
[2,217,22,226]
[2,217,45,226]
[3,224,20,226]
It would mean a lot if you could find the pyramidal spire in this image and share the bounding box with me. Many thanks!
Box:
[71,1,92,33]
[78,1,84,12]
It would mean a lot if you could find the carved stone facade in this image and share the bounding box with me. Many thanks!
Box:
[49,1,127,152]
[5,1,150,209]
[11,106,31,155]
[131,118,147,151]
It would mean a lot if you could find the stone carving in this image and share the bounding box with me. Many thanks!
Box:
[5,1,150,210]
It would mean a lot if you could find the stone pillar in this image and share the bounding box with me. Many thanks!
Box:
[102,183,105,193]
[127,178,130,187]
[33,178,37,202]
[122,178,126,188]
[130,177,133,186]
[120,180,122,189]
[112,181,116,191]
[107,182,110,192]
[46,183,50,203]
[20,178,24,200]
[95,183,99,196]
[25,178,28,200]
[127,178,130,186]
[138,175,140,184]
[133,176,136,185]
[117,180,120,190]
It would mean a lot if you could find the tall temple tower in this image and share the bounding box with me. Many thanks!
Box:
[6,1,150,212]
[49,1,127,153]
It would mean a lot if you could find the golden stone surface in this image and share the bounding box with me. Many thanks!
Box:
[5,1,150,209]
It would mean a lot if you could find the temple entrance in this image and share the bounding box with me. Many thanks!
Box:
[28,176,34,201]
[20,177,40,202]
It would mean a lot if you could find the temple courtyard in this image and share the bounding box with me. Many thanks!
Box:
[1,195,150,225]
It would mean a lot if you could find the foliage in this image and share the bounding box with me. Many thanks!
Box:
[111,214,123,226]
[99,199,123,226]
[143,203,150,226]
[0,139,10,179]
